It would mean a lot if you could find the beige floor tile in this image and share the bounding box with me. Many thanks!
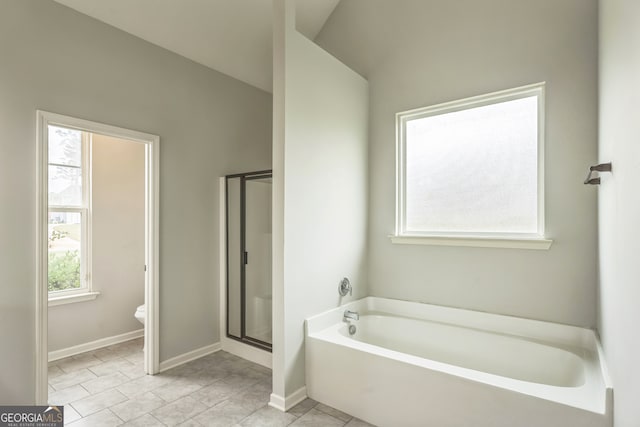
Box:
[57,353,104,373]
[290,408,346,427]
[88,358,135,377]
[118,361,146,380]
[64,405,82,424]
[177,419,202,427]
[124,351,144,365]
[110,391,166,422]
[70,388,128,417]
[190,380,241,407]
[48,384,90,405]
[220,373,261,390]
[248,364,270,376]
[345,418,377,427]
[46,343,359,427]
[121,413,167,427]
[152,378,203,402]
[81,371,129,394]
[49,368,97,391]
[288,398,318,418]
[116,374,175,398]
[48,365,64,379]
[315,403,353,422]
[92,347,125,362]
[227,387,271,413]
[168,366,229,387]
[68,408,123,427]
[151,396,208,427]
[192,398,257,427]
[238,405,297,427]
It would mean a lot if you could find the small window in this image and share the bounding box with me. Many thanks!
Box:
[395,83,550,249]
[48,125,91,295]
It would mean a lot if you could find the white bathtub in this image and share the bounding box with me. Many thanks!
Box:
[305,297,612,427]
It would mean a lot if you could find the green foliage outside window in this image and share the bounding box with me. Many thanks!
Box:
[48,228,81,292]
[48,250,81,292]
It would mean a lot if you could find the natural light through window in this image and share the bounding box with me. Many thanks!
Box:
[48,125,90,295]
[395,83,550,249]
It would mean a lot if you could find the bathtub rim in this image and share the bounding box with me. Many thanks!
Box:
[308,296,601,350]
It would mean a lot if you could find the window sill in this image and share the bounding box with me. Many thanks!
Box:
[389,235,553,250]
[48,291,100,307]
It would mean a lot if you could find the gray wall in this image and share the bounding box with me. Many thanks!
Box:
[272,1,369,399]
[48,134,145,353]
[280,31,368,395]
[598,0,640,425]
[317,0,599,327]
[0,0,271,403]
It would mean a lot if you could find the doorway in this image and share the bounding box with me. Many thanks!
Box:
[35,111,159,404]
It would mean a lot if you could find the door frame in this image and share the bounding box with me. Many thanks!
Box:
[35,110,160,404]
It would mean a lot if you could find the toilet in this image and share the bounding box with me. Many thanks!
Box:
[134,304,145,325]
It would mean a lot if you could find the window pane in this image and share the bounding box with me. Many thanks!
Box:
[49,165,82,206]
[48,211,82,292]
[405,96,538,234]
[48,125,82,166]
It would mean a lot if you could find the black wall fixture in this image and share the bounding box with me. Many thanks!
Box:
[584,163,612,185]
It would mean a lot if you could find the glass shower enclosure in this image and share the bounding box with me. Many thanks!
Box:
[225,170,272,351]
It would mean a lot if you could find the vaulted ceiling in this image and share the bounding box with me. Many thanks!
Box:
[53,0,341,92]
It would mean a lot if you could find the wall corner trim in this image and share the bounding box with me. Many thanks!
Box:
[268,386,308,412]
[158,342,222,372]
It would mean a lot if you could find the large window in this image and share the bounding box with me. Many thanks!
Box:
[395,83,550,249]
[48,125,91,295]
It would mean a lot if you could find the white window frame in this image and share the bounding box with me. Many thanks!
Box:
[46,128,98,305]
[393,82,552,250]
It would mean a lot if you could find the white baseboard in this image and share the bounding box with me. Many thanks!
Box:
[269,386,307,412]
[269,394,287,412]
[159,342,222,372]
[221,336,272,369]
[48,329,144,362]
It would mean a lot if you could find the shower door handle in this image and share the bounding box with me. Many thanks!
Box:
[244,251,248,265]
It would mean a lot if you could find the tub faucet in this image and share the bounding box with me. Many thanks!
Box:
[338,277,352,296]
[344,310,359,321]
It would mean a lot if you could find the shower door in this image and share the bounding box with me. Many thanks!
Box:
[226,170,272,351]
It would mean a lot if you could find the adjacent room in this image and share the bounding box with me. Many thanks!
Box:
[0,0,638,426]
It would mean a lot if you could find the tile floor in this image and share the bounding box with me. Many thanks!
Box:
[48,338,374,426]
